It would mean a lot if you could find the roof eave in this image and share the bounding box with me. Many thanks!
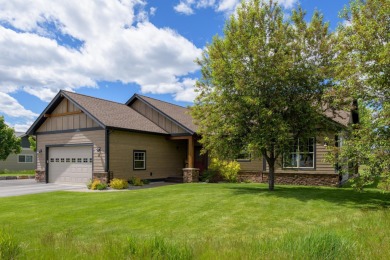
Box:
[107,126,169,136]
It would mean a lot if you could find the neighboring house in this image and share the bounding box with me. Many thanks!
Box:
[27,90,356,186]
[0,132,36,172]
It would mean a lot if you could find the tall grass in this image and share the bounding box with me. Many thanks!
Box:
[5,229,357,259]
[24,231,193,259]
[277,230,353,259]
[126,235,193,259]
[0,230,22,260]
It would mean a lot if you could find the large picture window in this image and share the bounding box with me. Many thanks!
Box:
[133,150,146,170]
[283,138,315,168]
[18,155,33,163]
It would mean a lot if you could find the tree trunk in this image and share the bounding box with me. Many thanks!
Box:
[268,160,275,191]
[262,149,276,191]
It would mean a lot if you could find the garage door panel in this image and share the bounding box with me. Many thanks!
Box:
[48,146,92,184]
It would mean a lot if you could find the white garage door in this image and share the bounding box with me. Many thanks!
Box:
[48,146,92,184]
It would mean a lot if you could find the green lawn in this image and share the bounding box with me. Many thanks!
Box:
[0,169,35,176]
[0,183,389,259]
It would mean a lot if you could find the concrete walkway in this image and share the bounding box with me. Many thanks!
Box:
[0,179,177,198]
[0,179,87,198]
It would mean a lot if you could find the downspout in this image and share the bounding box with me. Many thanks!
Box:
[352,100,359,176]
[45,146,49,183]
[105,128,110,182]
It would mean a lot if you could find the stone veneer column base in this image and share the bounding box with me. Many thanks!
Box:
[183,168,200,183]
[93,172,111,184]
[35,170,46,183]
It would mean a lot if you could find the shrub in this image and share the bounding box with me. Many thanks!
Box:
[200,169,218,183]
[110,178,129,189]
[96,183,108,190]
[86,179,93,189]
[129,177,144,186]
[209,158,240,183]
[142,179,150,185]
[89,179,108,190]
[378,175,390,191]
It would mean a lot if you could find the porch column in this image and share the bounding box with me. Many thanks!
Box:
[188,135,194,168]
[168,135,199,182]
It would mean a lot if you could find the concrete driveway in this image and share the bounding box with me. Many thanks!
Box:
[0,179,88,198]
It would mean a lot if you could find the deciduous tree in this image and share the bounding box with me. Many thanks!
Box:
[331,0,390,190]
[28,136,36,152]
[0,116,21,161]
[192,0,335,190]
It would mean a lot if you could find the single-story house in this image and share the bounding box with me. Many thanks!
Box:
[0,132,36,172]
[26,90,356,186]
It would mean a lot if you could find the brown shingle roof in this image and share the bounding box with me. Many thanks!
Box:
[322,105,351,127]
[27,90,351,136]
[63,91,168,134]
[135,95,197,133]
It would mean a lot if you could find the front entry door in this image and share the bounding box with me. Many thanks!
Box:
[194,146,208,174]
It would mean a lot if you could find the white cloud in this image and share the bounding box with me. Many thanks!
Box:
[6,121,34,132]
[0,0,202,103]
[277,0,298,9]
[0,92,38,119]
[217,0,239,13]
[174,0,227,15]
[174,2,195,15]
[150,7,157,16]
[174,78,197,102]
[0,27,96,101]
[174,0,298,15]
[197,0,216,8]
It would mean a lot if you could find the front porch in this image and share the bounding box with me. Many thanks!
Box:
[168,135,208,183]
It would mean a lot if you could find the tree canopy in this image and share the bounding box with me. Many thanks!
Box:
[329,0,390,190]
[0,116,21,161]
[29,136,36,152]
[192,0,336,190]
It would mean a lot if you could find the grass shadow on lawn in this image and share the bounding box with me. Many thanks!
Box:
[229,184,390,210]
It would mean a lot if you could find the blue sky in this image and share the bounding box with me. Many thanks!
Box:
[0,0,350,132]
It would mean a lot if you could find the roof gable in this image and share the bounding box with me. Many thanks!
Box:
[36,98,101,133]
[321,103,354,127]
[126,94,197,134]
[27,91,168,135]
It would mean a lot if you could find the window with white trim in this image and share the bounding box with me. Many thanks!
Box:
[283,138,315,168]
[18,155,33,163]
[236,149,251,162]
[133,150,146,170]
